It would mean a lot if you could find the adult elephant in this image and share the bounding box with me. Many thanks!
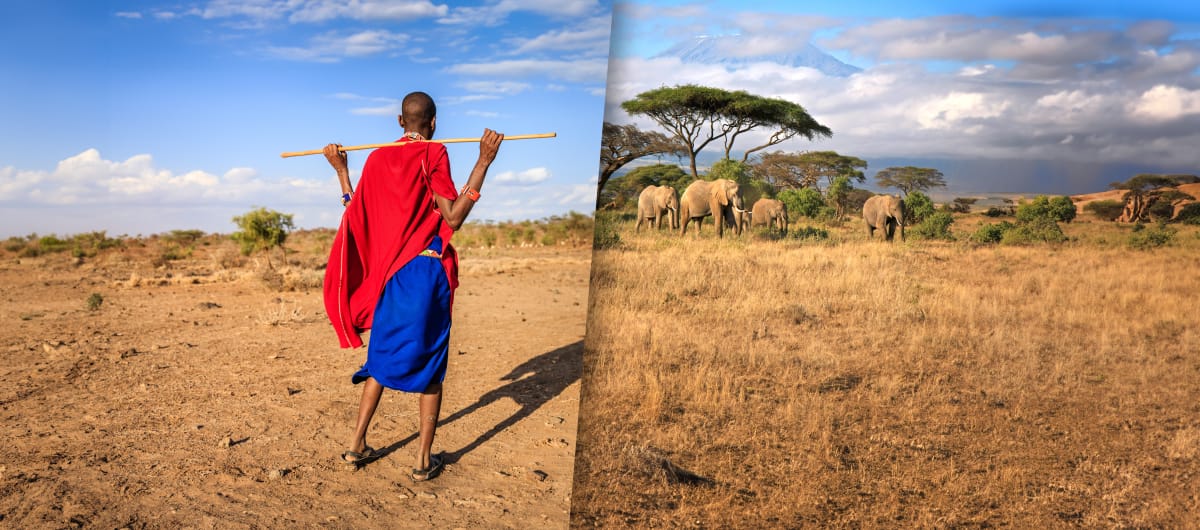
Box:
[750,198,788,235]
[863,194,906,242]
[679,178,745,238]
[635,185,679,232]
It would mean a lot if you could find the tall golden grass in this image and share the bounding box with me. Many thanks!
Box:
[572,219,1200,527]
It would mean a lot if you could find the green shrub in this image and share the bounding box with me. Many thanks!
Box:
[905,191,935,224]
[778,188,825,219]
[1175,202,1200,225]
[1000,216,1066,245]
[788,225,829,241]
[232,207,294,257]
[971,221,1014,244]
[984,206,1013,217]
[1084,199,1125,221]
[1128,222,1176,249]
[86,293,104,311]
[163,229,205,244]
[1017,195,1077,224]
[593,211,623,249]
[912,211,955,240]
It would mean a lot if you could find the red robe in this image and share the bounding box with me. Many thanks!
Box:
[323,138,459,348]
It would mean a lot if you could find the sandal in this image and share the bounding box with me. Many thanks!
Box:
[410,453,444,482]
[341,446,377,467]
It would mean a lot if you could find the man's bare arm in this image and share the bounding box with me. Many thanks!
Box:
[436,129,503,230]
[323,143,353,199]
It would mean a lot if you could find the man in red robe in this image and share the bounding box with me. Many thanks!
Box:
[322,91,503,481]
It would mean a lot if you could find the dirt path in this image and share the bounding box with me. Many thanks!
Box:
[0,244,590,529]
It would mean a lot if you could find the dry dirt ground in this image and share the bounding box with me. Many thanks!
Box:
[0,238,590,528]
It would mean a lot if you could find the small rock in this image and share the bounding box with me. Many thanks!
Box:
[268,469,288,480]
[197,301,221,310]
[218,437,233,448]
[326,516,338,522]
[531,470,548,482]
[417,492,438,500]
[544,416,564,426]
[286,388,301,396]
[268,354,280,360]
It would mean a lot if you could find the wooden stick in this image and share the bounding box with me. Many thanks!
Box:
[280,132,557,158]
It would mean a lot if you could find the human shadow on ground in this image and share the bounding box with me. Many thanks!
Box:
[371,340,583,465]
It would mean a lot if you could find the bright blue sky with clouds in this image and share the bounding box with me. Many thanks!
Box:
[0,1,611,237]
[606,1,1200,196]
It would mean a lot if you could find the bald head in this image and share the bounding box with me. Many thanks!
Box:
[401,91,436,128]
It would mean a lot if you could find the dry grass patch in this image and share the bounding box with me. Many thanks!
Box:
[572,228,1200,528]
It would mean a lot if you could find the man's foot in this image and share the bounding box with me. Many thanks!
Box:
[341,446,377,467]
[410,453,444,482]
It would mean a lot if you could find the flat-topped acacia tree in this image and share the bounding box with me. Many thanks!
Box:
[621,85,831,178]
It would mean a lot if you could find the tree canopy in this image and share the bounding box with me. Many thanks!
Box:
[751,150,866,192]
[599,163,690,209]
[621,85,831,177]
[874,166,946,196]
[598,122,686,203]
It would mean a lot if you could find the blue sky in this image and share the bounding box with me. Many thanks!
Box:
[0,1,612,237]
[605,1,1200,196]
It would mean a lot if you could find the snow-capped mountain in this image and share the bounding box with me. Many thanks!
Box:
[655,35,861,77]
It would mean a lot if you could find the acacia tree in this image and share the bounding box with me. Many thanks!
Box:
[1110,173,1196,222]
[752,150,866,193]
[720,92,832,162]
[622,85,733,178]
[597,122,686,203]
[875,166,946,196]
[622,85,831,177]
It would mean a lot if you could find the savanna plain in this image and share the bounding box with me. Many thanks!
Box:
[0,218,592,529]
[571,212,1200,528]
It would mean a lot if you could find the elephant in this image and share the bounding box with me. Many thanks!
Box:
[635,185,679,232]
[863,194,906,242]
[750,198,789,235]
[679,178,746,238]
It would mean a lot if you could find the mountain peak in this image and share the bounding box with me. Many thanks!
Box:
[655,35,861,77]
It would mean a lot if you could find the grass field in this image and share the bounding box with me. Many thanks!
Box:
[571,214,1200,528]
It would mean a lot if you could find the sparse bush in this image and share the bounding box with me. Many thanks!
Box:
[160,244,193,261]
[788,225,829,241]
[1175,203,1200,225]
[232,207,295,260]
[970,222,1014,244]
[912,211,955,240]
[778,188,824,219]
[163,229,205,244]
[905,191,935,224]
[1128,222,1176,250]
[984,206,1013,217]
[1085,200,1125,221]
[594,211,623,249]
[86,293,104,311]
[3,237,24,253]
[1001,216,1066,245]
[1017,195,1077,224]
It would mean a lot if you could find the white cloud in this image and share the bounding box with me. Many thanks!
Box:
[558,183,598,205]
[0,149,324,206]
[115,11,143,19]
[458,81,532,95]
[493,167,552,185]
[289,0,448,22]
[465,110,501,118]
[266,30,410,62]
[447,59,608,83]
[439,0,601,26]
[507,16,611,56]
[1128,85,1200,122]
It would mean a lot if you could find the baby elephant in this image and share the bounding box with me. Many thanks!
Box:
[636,185,679,232]
[863,194,906,242]
[750,198,788,235]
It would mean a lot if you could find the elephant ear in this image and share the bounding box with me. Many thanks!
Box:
[714,183,729,207]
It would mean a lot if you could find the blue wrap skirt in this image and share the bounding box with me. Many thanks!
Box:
[352,236,451,392]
